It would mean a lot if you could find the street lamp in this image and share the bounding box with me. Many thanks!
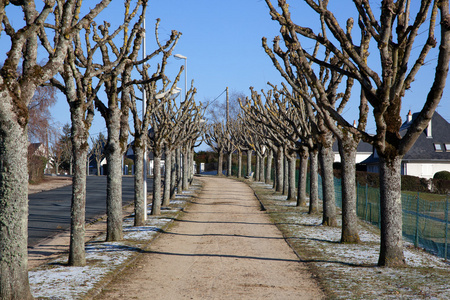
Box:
[174,54,187,101]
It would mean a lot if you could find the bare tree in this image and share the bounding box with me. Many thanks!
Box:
[0,0,111,297]
[129,21,182,225]
[94,0,148,242]
[90,133,107,176]
[265,0,450,266]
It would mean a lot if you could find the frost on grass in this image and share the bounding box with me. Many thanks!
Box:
[250,181,450,300]
[29,194,188,300]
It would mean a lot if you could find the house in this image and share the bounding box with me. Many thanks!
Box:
[332,139,373,164]
[361,111,450,179]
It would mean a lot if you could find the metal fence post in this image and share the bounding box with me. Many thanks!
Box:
[364,184,369,221]
[445,195,449,261]
[415,192,420,248]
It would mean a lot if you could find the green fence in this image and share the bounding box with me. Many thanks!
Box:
[306,174,450,260]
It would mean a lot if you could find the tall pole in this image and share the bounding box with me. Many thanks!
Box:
[142,15,147,220]
[226,86,229,127]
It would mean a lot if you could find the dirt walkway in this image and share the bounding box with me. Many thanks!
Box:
[94,176,325,299]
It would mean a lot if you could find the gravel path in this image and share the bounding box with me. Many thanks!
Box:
[94,176,325,299]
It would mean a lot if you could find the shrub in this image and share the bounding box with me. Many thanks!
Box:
[433,170,450,181]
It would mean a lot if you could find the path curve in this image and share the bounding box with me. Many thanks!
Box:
[94,176,325,299]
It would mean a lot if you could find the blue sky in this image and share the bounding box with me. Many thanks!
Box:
[3,1,450,149]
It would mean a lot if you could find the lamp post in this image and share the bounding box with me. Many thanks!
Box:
[174,54,187,101]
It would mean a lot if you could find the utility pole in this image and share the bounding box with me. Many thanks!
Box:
[226,86,229,127]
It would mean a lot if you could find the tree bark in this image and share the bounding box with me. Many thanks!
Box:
[378,155,406,266]
[339,140,360,243]
[182,147,189,189]
[151,154,162,215]
[255,154,261,181]
[0,102,33,300]
[283,154,289,195]
[133,141,146,226]
[176,147,182,193]
[309,148,319,214]
[162,148,172,206]
[170,151,176,198]
[319,144,337,226]
[259,152,265,183]
[218,151,224,176]
[105,111,123,241]
[237,150,242,178]
[266,149,273,184]
[68,105,88,266]
[297,147,308,207]
[276,147,284,193]
[227,152,232,177]
[247,149,252,177]
[287,154,296,201]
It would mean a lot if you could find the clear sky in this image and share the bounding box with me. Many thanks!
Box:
[3,1,450,149]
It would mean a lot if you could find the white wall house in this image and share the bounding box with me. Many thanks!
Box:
[362,111,450,179]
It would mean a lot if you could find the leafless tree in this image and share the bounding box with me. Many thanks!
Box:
[90,133,107,176]
[94,0,149,242]
[0,0,111,297]
[265,0,450,266]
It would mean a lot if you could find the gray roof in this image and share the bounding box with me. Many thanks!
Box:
[401,111,450,161]
[361,111,450,164]
[332,139,373,153]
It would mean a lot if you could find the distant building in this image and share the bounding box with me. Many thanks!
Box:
[361,111,450,179]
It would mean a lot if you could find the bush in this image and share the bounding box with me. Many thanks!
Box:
[433,171,450,180]
[28,155,47,183]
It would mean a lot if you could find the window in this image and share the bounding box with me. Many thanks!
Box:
[434,143,443,152]
[445,143,450,151]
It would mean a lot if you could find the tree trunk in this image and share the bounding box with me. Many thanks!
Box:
[319,144,337,226]
[266,149,273,184]
[68,105,88,266]
[176,147,182,193]
[283,154,288,195]
[309,148,319,214]
[259,152,265,182]
[378,155,406,267]
[182,147,189,189]
[96,159,101,176]
[297,147,308,207]
[162,148,172,207]
[133,142,146,226]
[170,151,176,199]
[287,154,296,201]
[218,151,224,176]
[0,104,34,299]
[255,154,260,181]
[276,147,284,193]
[339,139,360,243]
[151,154,162,215]
[237,150,242,178]
[105,113,123,241]
[247,149,252,176]
[227,152,232,177]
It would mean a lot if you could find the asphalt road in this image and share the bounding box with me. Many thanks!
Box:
[28,176,153,248]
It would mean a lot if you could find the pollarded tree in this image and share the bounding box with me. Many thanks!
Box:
[49,0,141,265]
[94,0,149,241]
[129,19,182,225]
[0,1,111,297]
[265,0,450,266]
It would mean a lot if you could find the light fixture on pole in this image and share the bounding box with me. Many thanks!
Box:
[174,54,187,101]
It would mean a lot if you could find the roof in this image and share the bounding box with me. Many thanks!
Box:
[361,111,450,164]
[332,139,373,153]
[401,111,450,161]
